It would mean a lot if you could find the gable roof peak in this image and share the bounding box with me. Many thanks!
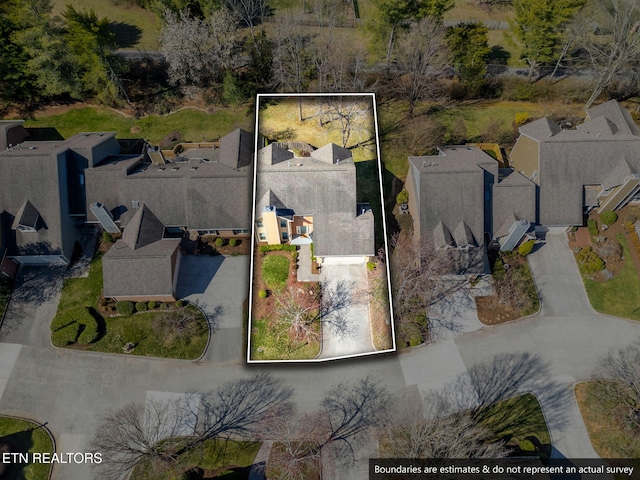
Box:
[122,204,165,250]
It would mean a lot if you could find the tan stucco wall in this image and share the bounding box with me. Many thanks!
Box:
[261,210,281,244]
[510,135,540,182]
[292,215,314,235]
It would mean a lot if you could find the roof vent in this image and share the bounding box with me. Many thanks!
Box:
[190,166,198,171]
[171,167,179,171]
[28,146,36,150]
[422,161,439,168]
[158,167,165,171]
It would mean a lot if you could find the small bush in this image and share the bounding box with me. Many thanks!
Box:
[136,302,148,312]
[116,301,135,316]
[396,189,409,205]
[102,231,114,243]
[518,239,535,257]
[601,211,618,225]
[576,246,605,274]
[176,299,184,307]
[367,261,377,271]
[515,112,530,126]
[148,301,157,309]
[519,439,536,453]
[52,322,80,346]
[77,317,99,344]
[215,238,225,247]
[258,289,268,298]
[229,238,238,247]
[587,218,598,235]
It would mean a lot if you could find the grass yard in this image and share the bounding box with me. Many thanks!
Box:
[51,0,160,50]
[257,96,377,161]
[261,255,291,291]
[134,439,261,480]
[52,255,208,359]
[251,317,321,360]
[0,416,54,480]
[475,393,551,454]
[583,234,640,321]
[575,382,640,458]
[22,106,253,145]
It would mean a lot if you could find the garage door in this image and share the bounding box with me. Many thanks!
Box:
[320,256,367,265]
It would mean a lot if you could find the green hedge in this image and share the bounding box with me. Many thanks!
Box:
[215,238,225,247]
[116,301,135,316]
[229,238,238,247]
[587,218,598,235]
[77,317,100,344]
[396,189,409,204]
[518,239,535,256]
[52,322,80,346]
[601,211,618,225]
[259,244,296,253]
[135,301,148,312]
[51,306,95,332]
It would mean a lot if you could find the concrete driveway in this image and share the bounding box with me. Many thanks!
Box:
[176,255,249,363]
[317,262,374,359]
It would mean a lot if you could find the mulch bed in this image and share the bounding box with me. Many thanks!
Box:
[199,238,251,256]
[476,296,521,325]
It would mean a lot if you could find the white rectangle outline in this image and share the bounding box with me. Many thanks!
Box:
[246,92,396,363]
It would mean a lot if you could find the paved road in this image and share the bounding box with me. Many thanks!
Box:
[1,234,639,478]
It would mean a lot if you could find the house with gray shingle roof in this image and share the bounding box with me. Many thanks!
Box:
[404,145,537,272]
[510,99,640,226]
[85,129,254,238]
[0,121,121,266]
[254,143,375,264]
[102,204,182,301]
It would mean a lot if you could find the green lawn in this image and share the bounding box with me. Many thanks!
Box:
[134,439,261,480]
[21,106,253,145]
[575,382,640,458]
[0,416,54,480]
[261,255,290,291]
[250,317,320,360]
[475,393,551,452]
[51,0,160,50]
[583,234,640,321]
[53,255,208,359]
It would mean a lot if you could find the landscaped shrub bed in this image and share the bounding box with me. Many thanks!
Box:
[588,218,598,235]
[259,244,297,253]
[601,211,618,225]
[51,306,100,346]
[576,246,605,275]
[116,301,135,316]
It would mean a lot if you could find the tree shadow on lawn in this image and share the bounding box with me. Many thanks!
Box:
[441,352,571,447]
[109,22,142,49]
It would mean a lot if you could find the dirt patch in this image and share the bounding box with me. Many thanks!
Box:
[367,263,393,350]
[476,295,521,325]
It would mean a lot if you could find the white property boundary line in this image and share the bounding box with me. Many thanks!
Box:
[246,92,396,363]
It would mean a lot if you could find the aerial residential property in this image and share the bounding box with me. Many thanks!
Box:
[248,94,393,362]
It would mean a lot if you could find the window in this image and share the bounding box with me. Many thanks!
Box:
[198,230,219,235]
[296,226,308,234]
[280,219,287,228]
[259,233,266,241]
[233,229,250,234]
[282,232,289,240]
[131,200,140,209]
[257,220,264,228]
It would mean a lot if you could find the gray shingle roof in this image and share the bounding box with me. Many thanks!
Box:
[256,145,374,257]
[122,204,164,249]
[492,169,536,238]
[519,117,562,140]
[258,144,294,166]
[601,157,634,191]
[309,143,352,164]
[494,212,519,239]
[454,221,476,247]
[11,200,40,230]
[433,221,454,249]
[587,99,640,136]
[86,129,254,231]
[219,128,254,169]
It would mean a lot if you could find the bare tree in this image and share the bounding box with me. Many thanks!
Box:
[92,373,293,479]
[272,279,359,341]
[159,8,238,94]
[319,96,373,148]
[596,338,640,430]
[582,0,640,109]
[91,399,193,480]
[380,393,508,458]
[393,16,449,117]
[225,0,268,43]
[264,375,391,476]
[272,10,314,119]
[389,232,479,346]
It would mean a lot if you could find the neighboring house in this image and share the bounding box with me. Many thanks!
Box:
[85,129,253,238]
[510,99,640,226]
[102,204,182,301]
[255,143,375,264]
[0,120,121,265]
[404,145,536,271]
